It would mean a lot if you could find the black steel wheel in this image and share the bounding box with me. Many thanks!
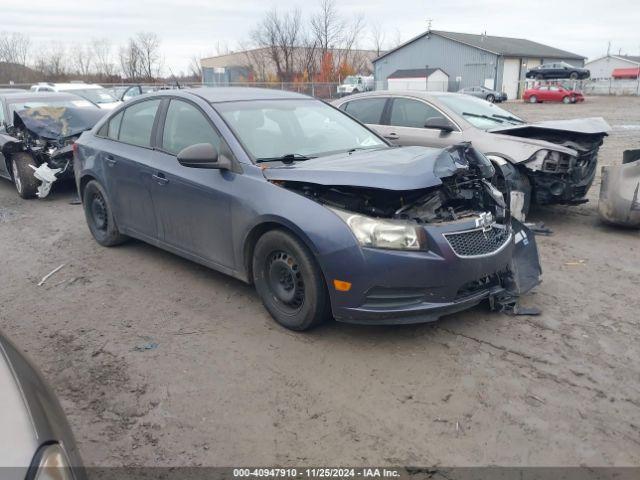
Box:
[486,94,495,103]
[82,180,128,247]
[253,230,329,331]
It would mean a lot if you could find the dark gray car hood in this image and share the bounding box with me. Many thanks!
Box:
[262,146,446,190]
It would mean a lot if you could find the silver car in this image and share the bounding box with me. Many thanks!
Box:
[0,331,84,479]
[458,86,507,103]
[333,91,609,219]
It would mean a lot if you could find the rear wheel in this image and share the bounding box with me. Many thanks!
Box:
[569,72,579,80]
[82,180,128,246]
[529,95,538,103]
[252,230,329,331]
[486,94,495,103]
[535,74,543,80]
[10,152,39,199]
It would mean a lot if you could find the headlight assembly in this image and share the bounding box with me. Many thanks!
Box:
[29,443,74,480]
[526,150,573,173]
[331,209,421,251]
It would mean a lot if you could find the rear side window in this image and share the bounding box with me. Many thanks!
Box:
[118,99,161,147]
[107,111,123,139]
[343,98,386,124]
[389,98,445,128]
[161,100,222,155]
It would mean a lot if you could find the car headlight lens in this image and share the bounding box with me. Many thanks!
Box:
[331,209,421,250]
[30,444,74,480]
[526,149,573,173]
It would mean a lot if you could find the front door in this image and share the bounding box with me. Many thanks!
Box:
[148,99,236,269]
[379,97,463,148]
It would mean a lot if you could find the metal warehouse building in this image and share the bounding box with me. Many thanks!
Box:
[373,30,585,99]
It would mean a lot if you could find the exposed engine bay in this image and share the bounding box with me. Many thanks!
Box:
[279,143,508,225]
[496,122,608,208]
[2,106,104,198]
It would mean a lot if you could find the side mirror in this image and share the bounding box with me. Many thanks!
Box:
[424,117,455,132]
[177,143,230,170]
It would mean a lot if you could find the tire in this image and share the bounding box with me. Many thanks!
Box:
[82,180,128,247]
[562,96,571,104]
[486,94,495,103]
[535,74,543,80]
[569,72,579,80]
[529,95,538,103]
[252,230,329,331]
[10,152,39,199]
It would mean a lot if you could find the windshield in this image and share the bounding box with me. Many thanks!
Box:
[215,99,386,162]
[437,95,525,129]
[62,88,118,105]
[344,76,359,85]
[8,98,95,119]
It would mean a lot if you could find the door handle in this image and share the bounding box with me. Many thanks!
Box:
[105,155,116,167]
[152,173,169,185]
[384,133,399,140]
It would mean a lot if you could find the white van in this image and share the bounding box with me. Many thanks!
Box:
[30,83,122,110]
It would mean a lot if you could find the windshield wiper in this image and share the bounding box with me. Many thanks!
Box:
[255,153,316,164]
[491,114,525,124]
[462,112,504,123]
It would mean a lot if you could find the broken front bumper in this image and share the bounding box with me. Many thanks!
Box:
[528,149,599,205]
[598,149,640,228]
[320,219,541,325]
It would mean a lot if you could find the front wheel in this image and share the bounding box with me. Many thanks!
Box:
[486,94,495,103]
[11,152,39,199]
[562,96,571,104]
[529,95,538,103]
[82,180,128,246]
[253,230,329,331]
[569,72,579,80]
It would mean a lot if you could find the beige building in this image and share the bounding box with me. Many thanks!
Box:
[201,47,380,84]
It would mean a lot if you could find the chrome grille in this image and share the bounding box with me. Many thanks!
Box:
[444,226,511,258]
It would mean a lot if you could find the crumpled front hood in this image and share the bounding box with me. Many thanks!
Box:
[262,146,447,190]
[488,117,610,136]
[485,117,610,162]
[13,106,105,140]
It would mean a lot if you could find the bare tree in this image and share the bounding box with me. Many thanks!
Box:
[370,22,386,57]
[136,32,162,80]
[71,44,94,77]
[251,8,302,82]
[119,39,142,80]
[34,42,67,79]
[92,38,117,79]
[310,0,342,54]
[0,32,31,65]
[188,55,202,80]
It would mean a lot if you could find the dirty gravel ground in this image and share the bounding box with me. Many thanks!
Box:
[0,96,639,467]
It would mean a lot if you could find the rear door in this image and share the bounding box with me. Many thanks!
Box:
[100,98,162,240]
[339,97,388,137]
[147,98,236,269]
[382,97,463,148]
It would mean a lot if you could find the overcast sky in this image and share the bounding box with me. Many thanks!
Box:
[3,0,639,74]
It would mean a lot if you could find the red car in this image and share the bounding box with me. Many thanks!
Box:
[523,85,584,104]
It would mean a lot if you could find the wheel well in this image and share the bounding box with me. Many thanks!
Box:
[79,174,98,199]
[243,222,315,285]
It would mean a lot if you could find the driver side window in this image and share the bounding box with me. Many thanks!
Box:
[161,99,230,158]
[389,98,446,129]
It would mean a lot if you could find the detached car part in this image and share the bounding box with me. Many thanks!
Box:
[598,149,640,228]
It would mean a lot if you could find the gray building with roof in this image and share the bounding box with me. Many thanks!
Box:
[373,30,585,99]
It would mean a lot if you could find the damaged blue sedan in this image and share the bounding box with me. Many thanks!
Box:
[74,88,541,330]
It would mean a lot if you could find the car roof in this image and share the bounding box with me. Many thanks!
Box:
[0,91,86,103]
[338,90,468,102]
[167,87,311,103]
[50,83,104,90]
